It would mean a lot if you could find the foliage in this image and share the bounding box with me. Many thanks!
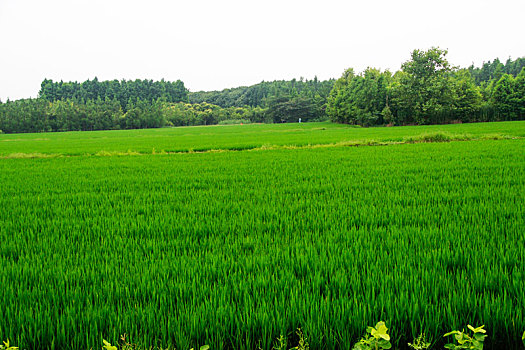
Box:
[408,333,431,349]
[39,78,189,109]
[218,119,251,125]
[468,57,525,85]
[0,340,18,350]
[290,328,309,350]
[103,339,119,350]
[101,336,209,350]
[0,99,267,133]
[266,95,318,123]
[189,77,334,111]
[444,325,487,350]
[0,123,524,349]
[353,322,392,350]
[272,334,287,350]
[328,48,525,126]
[327,68,391,126]
[3,51,525,134]
[164,102,266,127]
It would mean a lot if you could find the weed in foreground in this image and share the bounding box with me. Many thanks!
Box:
[408,333,431,349]
[443,325,487,350]
[352,321,392,350]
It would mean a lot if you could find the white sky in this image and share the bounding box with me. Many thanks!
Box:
[1,0,524,101]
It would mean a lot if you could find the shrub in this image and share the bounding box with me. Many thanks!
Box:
[218,119,251,125]
[353,321,392,350]
[444,325,487,350]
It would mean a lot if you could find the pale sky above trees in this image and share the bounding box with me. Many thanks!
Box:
[1,0,524,101]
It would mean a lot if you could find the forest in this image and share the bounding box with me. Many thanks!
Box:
[327,48,525,126]
[0,48,524,133]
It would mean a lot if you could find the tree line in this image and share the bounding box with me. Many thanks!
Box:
[327,48,525,126]
[0,78,333,133]
[39,78,189,108]
[0,98,271,133]
[0,49,524,134]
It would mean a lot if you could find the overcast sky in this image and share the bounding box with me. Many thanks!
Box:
[1,0,524,101]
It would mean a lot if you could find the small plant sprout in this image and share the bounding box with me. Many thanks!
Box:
[190,345,209,350]
[290,328,309,350]
[444,325,487,350]
[353,321,392,350]
[102,339,118,350]
[273,334,287,350]
[408,332,431,349]
[0,340,18,350]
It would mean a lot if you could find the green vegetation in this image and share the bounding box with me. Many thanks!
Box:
[0,77,333,134]
[0,122,524,349]
[444,325,487,350]
[39,78,189,107]
[408,333,431,350]
[353,322,392,350]
[1,48,524,134]
[327,48,525,126]
[0,340,18,350]
[1,121,524,157]
[190,78,334,123]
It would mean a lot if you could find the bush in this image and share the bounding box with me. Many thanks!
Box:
[218,119,251,125]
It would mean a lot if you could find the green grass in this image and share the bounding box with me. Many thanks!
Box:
[0,122,524,349]
[1,121,524,157]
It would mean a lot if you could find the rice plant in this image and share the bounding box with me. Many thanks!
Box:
[0,124,523,349]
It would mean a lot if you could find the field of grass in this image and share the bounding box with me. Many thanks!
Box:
[0,122,524,350]
[1,121,525,156]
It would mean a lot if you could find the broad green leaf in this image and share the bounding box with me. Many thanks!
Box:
[379,333,390,341]
[371,328,380,339]
[444,331,459,337]
[102,339,118,350]
[473,333,486,342]
[470,325,486,334]
[381,341,392,349]
[377,324,388,334]
[375,321,386,329]
[200,345,210,350]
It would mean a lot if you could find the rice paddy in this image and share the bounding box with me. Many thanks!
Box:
[0,122,524,349]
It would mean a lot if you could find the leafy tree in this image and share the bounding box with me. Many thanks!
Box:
[266,95,317,123]
[492,74,518,120]
[397,47,454,124]
[327,68,390,126]
[450,69,483,122]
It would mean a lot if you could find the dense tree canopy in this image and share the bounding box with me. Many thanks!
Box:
[189,78,334,122]
[39,78,189,110]
[190,78,334,107]
[1,50,524,134]
[328,48,525,126]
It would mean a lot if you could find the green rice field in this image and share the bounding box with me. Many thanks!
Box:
[0,122,524,349]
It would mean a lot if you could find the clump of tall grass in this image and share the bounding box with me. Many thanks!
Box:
[218,119,251,125]
[404,132,467,143]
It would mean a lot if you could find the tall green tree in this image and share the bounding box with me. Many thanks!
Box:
[450,69,483,122]
[492,74,517,119]
[327,68,390,126]
[396,47,454,124]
